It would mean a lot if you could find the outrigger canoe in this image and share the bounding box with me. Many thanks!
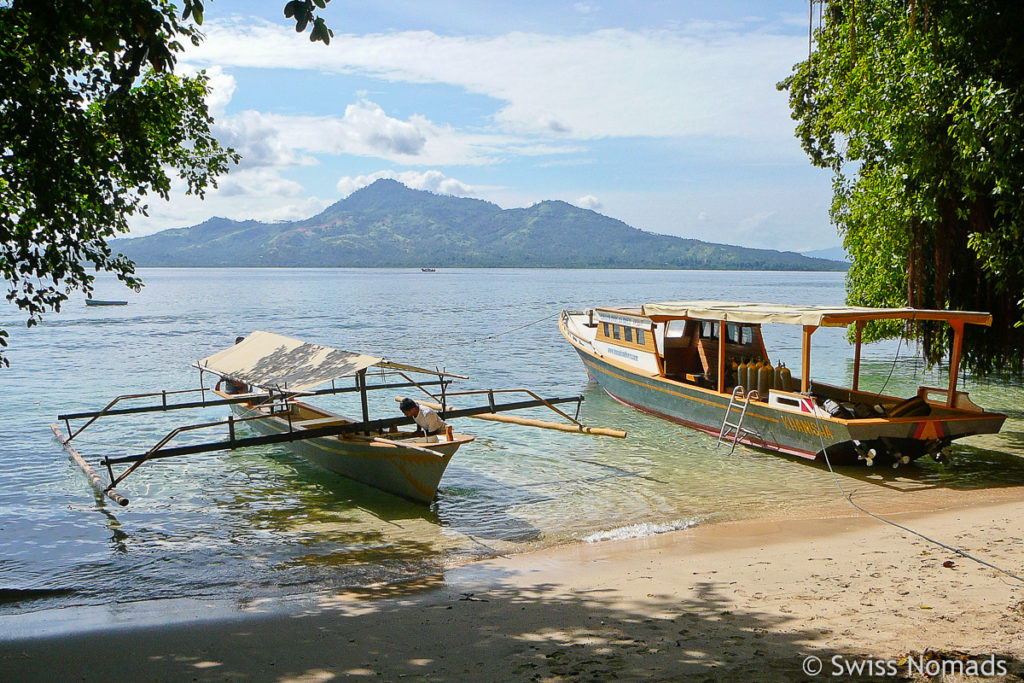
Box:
[55,331,622,506]
[560,302,1005,466]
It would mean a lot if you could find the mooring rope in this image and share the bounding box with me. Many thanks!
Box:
[805,400,1024,584]
[437,310,561,348]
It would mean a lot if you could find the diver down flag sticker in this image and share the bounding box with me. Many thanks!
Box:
[913,421,946,440]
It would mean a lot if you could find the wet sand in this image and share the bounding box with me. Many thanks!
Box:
[2,495,1023,681]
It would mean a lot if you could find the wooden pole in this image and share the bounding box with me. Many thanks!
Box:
[399,397,627,438]
[852,321,864,391]
[717,320,727,392]
[801,325,817,394]
[51,424,129,506]
[946,320,965,407]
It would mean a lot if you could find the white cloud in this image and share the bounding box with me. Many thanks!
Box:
[215,110,318,169]
[575,195,602,210]
[212,100,522,168]
[201,66,236,119]
[187,20,805,143]
[337,170,476,198]
[217,168,304,197]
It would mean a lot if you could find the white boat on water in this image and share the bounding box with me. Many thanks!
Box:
[55,331,619,506]
[202,332,474,503]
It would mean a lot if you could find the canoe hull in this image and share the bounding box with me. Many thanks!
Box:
[230,402,466,504]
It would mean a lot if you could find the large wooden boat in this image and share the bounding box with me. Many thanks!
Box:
[55,331,618,507]
[560,302,1006,466]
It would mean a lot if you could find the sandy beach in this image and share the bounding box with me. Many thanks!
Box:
[2,493,1023,682]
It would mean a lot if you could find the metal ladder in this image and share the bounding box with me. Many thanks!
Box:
[717,386,759,454]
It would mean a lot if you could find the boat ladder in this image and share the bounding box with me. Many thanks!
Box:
[717,386,759,454]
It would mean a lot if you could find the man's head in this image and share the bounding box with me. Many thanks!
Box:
[400,397,419,417]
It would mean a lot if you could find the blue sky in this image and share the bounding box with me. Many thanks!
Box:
[138,0,839,252]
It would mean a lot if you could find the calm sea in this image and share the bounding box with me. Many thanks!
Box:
[2,268,1023,619]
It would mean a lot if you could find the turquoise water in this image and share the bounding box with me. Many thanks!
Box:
[2,268,1023,616]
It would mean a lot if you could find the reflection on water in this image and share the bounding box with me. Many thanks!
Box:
[2,268,1022,617]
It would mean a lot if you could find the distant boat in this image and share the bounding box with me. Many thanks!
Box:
[85,299,128,306]
[420,267,436,273]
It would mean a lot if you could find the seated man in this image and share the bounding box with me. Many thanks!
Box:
[399,397,448,441]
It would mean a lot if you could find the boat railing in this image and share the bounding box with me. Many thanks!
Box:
[917,386,984,412]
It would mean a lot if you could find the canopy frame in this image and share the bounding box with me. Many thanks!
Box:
[635,301,993,407]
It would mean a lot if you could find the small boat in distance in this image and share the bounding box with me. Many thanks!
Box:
[421,267,437,272]
[85,299,128,306]
[560,302,1005,467]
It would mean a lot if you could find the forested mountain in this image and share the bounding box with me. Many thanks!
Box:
[112,179,846,270]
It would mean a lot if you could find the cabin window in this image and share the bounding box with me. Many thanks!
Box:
[700,321,718,339]
[623,327,634,343]
[602,322,610,338]
[725,323,740,344]
[741,326,753,345]
[636,329,646,345]
[612,325,621,340]
[664,320,686,338]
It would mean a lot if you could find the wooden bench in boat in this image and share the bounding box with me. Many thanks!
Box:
[294,415,354,428]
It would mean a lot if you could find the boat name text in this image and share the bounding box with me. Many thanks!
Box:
[780,414,833,439]
[598,312,650,329]
[607,347,640,362]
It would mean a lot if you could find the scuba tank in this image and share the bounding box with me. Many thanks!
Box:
[736,358,748,388]
[757,361,773,395]
[746,359,760,392]
[730,360,739,387]
[777,362,793,392]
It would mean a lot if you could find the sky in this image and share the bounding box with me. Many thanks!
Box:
[137,0,839,252]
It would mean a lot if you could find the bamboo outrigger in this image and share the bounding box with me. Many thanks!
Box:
[560,302,1005,466]
[55,331,624,506]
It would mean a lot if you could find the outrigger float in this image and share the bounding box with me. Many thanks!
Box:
[560,302,1005,467]
[54,331,624,506]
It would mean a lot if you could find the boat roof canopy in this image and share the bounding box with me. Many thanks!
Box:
[196,331,463,392]
[636,301,993,327]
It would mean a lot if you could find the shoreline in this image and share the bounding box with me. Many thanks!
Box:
[3,495,1023,680]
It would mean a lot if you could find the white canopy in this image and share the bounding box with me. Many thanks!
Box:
[197,331,382,392]
[639,301,993,327]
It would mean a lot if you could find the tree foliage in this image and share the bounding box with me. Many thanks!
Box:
[779,0,1024,374]
[0,0,332,366]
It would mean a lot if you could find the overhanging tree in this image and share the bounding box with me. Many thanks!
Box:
[0,0,332,366]
[779,0,1024,374]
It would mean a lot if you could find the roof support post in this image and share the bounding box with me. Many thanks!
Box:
[852,321,864,391]
[801,325,817,394]
[717,320,727,392]
[946,320,965,408]
[357,369,370,428]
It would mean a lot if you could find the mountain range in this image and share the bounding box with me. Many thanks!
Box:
[112,179,847,271]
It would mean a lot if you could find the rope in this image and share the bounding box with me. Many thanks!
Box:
[805,396,1024,584]
[438,311,560,348]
